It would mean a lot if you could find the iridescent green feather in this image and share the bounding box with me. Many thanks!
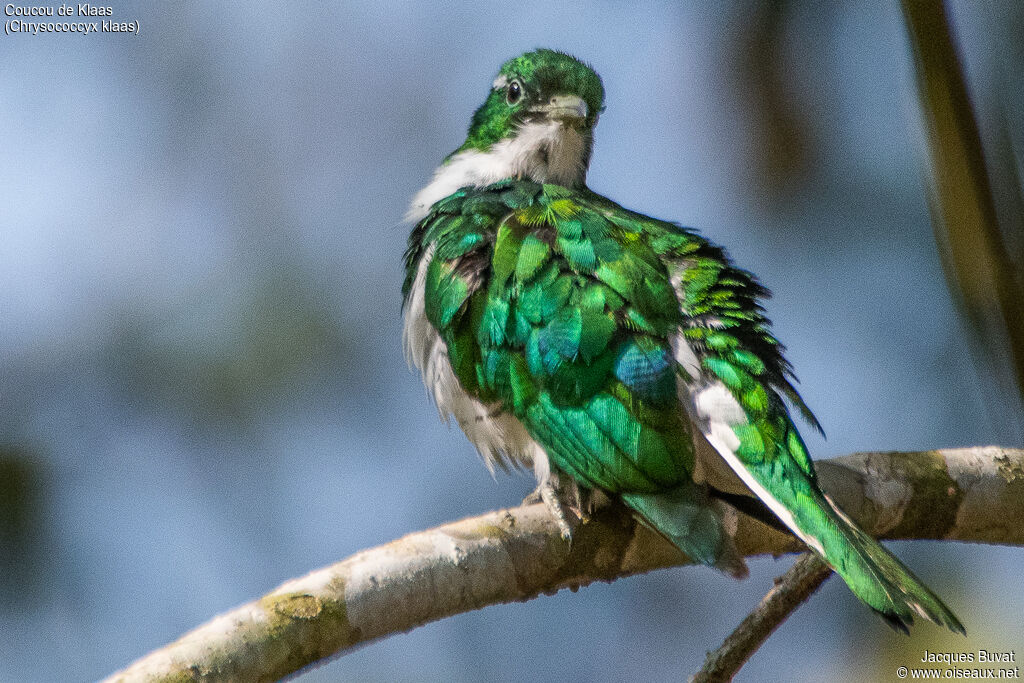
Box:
[404,180,744,574]
[642,199,964,633]
[404,179,964,631]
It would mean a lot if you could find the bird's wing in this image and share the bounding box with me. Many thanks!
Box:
[406,180,744,575]
[602,197,963,633]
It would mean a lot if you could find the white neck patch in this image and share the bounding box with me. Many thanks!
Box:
[407,121,589,222]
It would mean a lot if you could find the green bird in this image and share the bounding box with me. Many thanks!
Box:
[402,48,963,634]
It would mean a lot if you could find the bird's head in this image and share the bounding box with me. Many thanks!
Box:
[449,49,605,188]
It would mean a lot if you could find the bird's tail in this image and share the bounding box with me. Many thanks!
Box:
[806,489,964,634]
[699,405,964,633]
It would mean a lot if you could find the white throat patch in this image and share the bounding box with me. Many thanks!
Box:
[406,121,588,222]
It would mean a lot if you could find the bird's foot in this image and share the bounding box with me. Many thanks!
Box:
[541,481,577,542]
[524,476,585,544]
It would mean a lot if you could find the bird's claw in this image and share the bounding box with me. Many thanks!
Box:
[524,478,585,545]
[540,481,576,542]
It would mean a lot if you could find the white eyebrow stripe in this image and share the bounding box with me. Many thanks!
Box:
[492,75,508,89]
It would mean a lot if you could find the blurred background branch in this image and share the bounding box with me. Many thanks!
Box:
[106,447,1024,682]
[691,553,832,683]
[902,0,1024,435]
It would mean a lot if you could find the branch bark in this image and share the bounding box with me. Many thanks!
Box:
[106,446,1024,682]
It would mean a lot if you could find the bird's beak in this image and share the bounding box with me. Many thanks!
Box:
[530,94,589,126]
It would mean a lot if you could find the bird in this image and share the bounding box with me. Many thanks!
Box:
[401,48,964,634]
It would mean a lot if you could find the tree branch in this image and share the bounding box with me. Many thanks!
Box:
[105,446,1024,682]
[690,552,832,683]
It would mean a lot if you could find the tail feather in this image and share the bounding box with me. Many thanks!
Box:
[622,482,749,579]
[699,413,964,634]
[815,492,965,634]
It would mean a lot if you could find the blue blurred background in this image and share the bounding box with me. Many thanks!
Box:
[1,1,1021,681]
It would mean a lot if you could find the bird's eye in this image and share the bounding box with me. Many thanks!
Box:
[506,79,523,105]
